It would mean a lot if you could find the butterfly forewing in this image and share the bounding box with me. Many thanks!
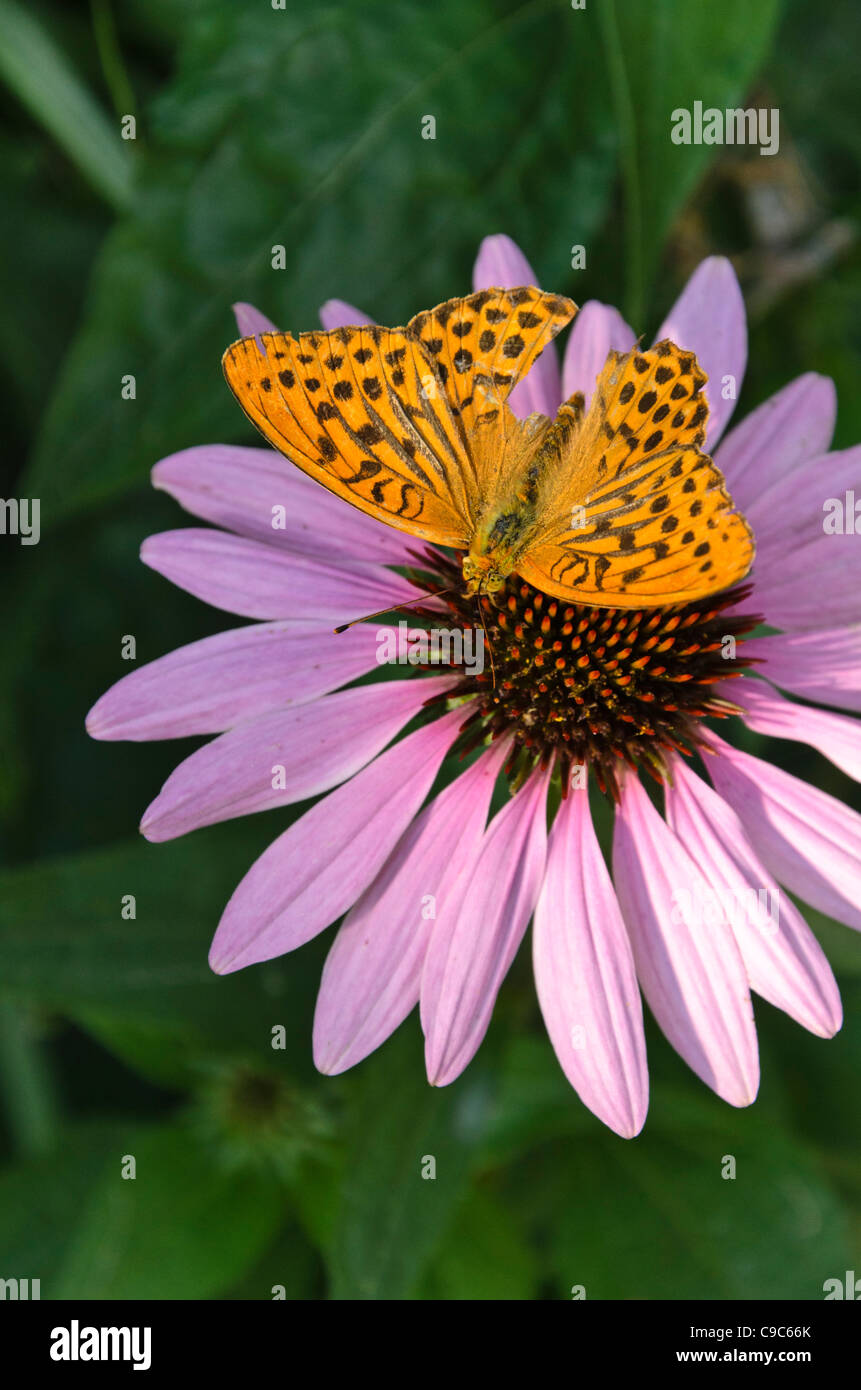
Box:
[222,326,472,546]
[408,287,576,443]
[518,341,754,605]
[222,288,576,549]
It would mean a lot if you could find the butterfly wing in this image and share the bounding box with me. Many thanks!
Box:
[407,287,576,442]
[517,341,754,606]
[222,325,472,546]
[222,289,577,548]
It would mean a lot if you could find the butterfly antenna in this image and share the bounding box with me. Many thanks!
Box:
[475,582,497,689]
[333,587,457,634]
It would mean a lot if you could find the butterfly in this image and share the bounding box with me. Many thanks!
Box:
[222,288,754,609]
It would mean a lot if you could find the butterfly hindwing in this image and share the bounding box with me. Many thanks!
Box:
[222,326,474,546]
[518,341,754,605]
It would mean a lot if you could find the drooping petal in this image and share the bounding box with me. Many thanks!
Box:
[654,257,747,449]
[533,781,648,1138]
[612,774,759,1107]
[422,765,549,1086]
[728,677,861,782]
[153,445,418,566]
[714,373,836,519]
[561,300,635,410]
[209,706,463,973]
[665,758,841,1039]
[141,676,455,842]
[704,732,861,933]
[313,739,509,1075]
[85,620,392,741]
[472,233,562,419]
[232,302,278,347]
[742,630,861,715]
[319,299,374,331]
[141,529,422,622]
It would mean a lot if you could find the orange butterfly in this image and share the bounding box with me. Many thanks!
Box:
[222,288,754,608]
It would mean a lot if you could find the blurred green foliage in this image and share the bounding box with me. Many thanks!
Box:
[0,0,859,1299]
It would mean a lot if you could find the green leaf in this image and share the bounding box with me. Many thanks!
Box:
[598,0,782,323]
[420,1187,540,1300]
[328,1031,483,1299]
[773,980,861,1158]
[540,1091,850,1299]
[220,1220,323,1301]
[0,130,109,441]
[478,1035,596,1164]
[70,1009,207,1092]
[806,907,861,978]
[0,0,133,211]
[54,1123,284,1299]
[0,1123,121,1287]
[771,0,861,172]
[24,0,618,524]
[0,1001,60,1156]
[287,1153,346,1257]
[0,825,326,1081]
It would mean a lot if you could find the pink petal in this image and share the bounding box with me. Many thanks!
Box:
[704,732,861,933]
[714,373,836,519]
[746,445,861,572]
[232,302,279,348]
[729,677,861,782]
[665,758,841,1038]
[422,765,549,1086]
[743,630,861,715]
[141,529,422,622]
[533,780,648,1138]
[472,233,562,420]
[612,774,759,1107]
[141,676,455,842]
[655,256,747,449]
[313,739,509,1075]
[209,706,464,973]
[86,620,392,741]
[319,299,374,331]
[153,445,418,567]
[751,532,861,632]
[561,300,636,410]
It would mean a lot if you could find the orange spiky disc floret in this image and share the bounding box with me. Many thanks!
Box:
[408,548,760,799]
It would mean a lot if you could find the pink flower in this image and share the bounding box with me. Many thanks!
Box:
[87,235,859,1138]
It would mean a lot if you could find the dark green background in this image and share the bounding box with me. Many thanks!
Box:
[0,0,859,1299]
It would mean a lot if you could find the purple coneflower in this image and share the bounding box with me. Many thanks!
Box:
[87,235,860,1138]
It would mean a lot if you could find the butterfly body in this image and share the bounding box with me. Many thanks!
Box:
[463,504,535,596]
[223,287,754,611]
[462,406,571,595]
